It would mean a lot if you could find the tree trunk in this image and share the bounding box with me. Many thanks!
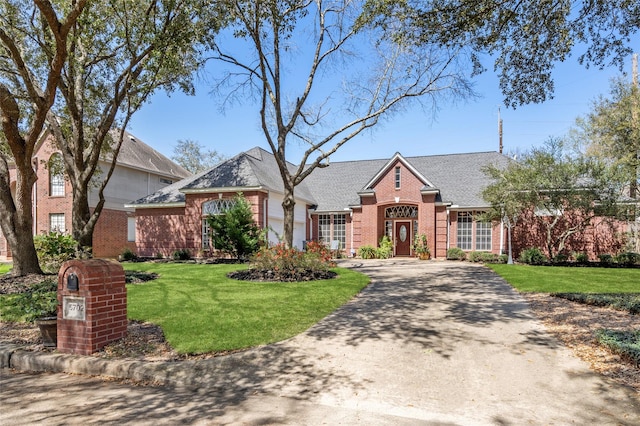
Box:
[0,169,42,275]
[281,184,296,249]
[71,183,93,249]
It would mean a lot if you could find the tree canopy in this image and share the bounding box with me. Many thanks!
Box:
[0,0,88,275]
[572,77,640,199]
[483,140,625,259]
[172,139,225,174]
[361,0,640,108]
[45,0,218,249]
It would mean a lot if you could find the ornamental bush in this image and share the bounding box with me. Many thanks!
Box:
[519,247,548,265]
[358,245,377,259]
[251,243,334,274]
[377,236,393,259]
[305,240,335,266]
[615,252,640,266]
[446,247,466,260]
[33,231,79,273]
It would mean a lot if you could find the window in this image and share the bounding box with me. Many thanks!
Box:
[201,199,238,249]
[475,220,492,251]
[333,214,346,249]
[49,154,64,196]
[456,211,493,251]
[202,218,211,249]
[395,166,401,189]
[50,213,65,233]
[385,220,393,239]
[159,177,173,185]
[456,212,472,250]
[318,214,331,244]
[127,217,136,242]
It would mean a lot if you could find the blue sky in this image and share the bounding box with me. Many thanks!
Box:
[128,48,637,165]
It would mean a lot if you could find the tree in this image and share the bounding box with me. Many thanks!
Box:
[172,139,225,174]
[570,73,640,251]
[44,0,218,250]
[0,0,87,275]
[573,77,640,199]
[209,0,474,248]
[483,140,624,260]
[361,0,639,108]
[207,194,261,259]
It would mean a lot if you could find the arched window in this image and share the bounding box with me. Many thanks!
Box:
[48,154,65,197]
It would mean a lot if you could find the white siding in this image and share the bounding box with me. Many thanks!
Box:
[88,162,176,211]
[267,193,307,249]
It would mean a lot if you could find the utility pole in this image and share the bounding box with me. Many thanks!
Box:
[498,106,503,154]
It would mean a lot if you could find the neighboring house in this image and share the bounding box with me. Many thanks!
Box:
[128,147,515,259]
[0,130,190,260]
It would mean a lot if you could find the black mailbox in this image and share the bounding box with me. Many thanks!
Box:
[67,273,79,291]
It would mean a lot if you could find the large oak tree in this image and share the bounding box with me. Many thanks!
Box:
[46,0,219,250]
[0,0,87,275]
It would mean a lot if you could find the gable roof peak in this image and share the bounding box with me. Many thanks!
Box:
[363,151,436,190]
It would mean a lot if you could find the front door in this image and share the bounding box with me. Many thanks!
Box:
[395,221,411,256]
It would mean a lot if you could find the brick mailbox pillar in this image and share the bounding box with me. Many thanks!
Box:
[57,259,127,355]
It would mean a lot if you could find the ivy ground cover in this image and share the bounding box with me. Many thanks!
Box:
[123,262,369,354]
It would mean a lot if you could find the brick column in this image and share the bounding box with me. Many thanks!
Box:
[57,259,127,355]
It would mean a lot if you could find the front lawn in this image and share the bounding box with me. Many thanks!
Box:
[0,264,11,275]
[487,264,640,293]
[123,262,369,354]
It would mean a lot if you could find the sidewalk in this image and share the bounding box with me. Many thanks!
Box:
[2,259,639,424]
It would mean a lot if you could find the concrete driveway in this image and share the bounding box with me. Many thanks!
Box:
[1,260,639,425]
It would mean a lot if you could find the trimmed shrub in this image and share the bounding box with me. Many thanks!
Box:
[574,252,589,263]
[553,253,569,263]
[480,252,503,263]
[553,293,640,315]
[376,236,393,259]
[172,249,191,261]
[206,193,262,259]
[519,247,548,265]
[446,247,466,260]
[496,254,509,264]
[120,248,137,261]
[615,252,640,266]
[358,245,377,259]
[598,254,614,265]
[595,329,640,367]
[467,251,483,262]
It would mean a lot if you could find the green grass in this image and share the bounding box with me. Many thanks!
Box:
[123,262,369,354]
[0,263,11,274]
[487,264,640,293]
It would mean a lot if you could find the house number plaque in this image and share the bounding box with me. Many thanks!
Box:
[63,296,86,321]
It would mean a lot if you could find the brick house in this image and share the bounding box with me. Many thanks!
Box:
[0,130,190,260]
[128,147,515,258]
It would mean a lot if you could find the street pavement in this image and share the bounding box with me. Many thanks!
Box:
[1,259,639,425]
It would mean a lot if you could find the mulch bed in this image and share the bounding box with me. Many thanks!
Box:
[228,268,337,282]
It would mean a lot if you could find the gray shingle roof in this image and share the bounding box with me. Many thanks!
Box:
[129,146,511,210]
[128,147,316,206]
[114,130,191,179]
[305,151,512,211]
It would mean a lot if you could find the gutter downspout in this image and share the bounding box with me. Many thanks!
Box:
[446,208,450,252]
[499,218,505,255]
